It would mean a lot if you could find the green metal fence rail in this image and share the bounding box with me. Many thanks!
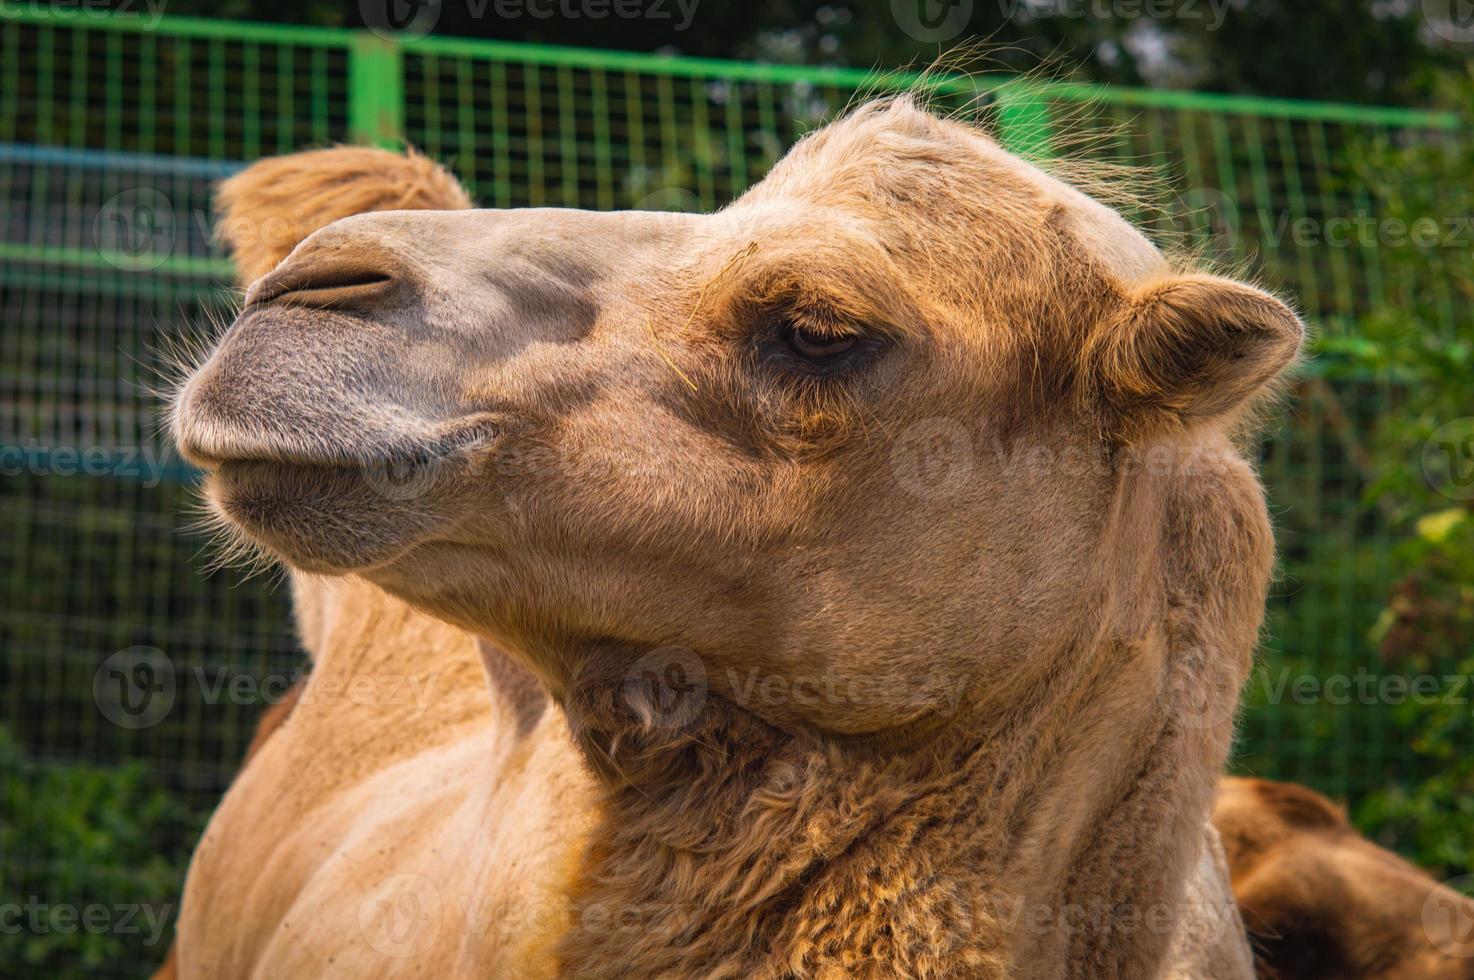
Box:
[0,7,1466,976]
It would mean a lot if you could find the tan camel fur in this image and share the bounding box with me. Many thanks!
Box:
[1215,777,1474,980]
[169,99,1308,977]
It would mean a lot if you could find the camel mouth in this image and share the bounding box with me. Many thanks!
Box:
[196,415,503,512]
[169,298,515,573]
[200,426,497,574]
[178,415,503,474]
[176,385,505,574]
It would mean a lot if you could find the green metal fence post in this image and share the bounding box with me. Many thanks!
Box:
[349,31,405,149]
[994,79,1054,161]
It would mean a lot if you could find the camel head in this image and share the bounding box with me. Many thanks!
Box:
[174,97,1302,741]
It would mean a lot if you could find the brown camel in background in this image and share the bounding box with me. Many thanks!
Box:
[1215,777,1474,979]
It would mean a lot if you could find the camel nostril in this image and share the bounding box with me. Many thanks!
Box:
[247,261,401,311]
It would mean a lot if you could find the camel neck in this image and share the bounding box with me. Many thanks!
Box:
[553,659,1218,979]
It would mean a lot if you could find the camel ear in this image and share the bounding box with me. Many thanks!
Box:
[1087,274,1304,432]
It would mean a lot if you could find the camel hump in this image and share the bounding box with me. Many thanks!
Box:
[1242,776,1351,833]
[215,145,474,284]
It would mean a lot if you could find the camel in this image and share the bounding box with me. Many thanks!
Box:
[165,97,1313,977]
[1215,777,1474,979]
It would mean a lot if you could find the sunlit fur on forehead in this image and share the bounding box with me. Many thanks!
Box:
[709,96,1166,422]
[740,95,1166,291]
[742,95,1004,202]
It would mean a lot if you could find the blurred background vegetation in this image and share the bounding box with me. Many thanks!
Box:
[1336,67,1474,870]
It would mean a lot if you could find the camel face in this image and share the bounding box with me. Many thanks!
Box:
[174,98,1301,736]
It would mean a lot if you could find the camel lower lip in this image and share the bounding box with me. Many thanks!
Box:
[189,413,503,574]
[206,454,472,573]
[209,429,493,502]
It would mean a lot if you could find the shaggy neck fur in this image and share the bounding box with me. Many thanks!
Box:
[554,645,1220,979]
[551,456,1264,979]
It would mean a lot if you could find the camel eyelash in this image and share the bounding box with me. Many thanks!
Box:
[755,305,889,378]
[713,268,905,378]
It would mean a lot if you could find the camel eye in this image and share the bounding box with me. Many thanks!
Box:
[780,321,859,362]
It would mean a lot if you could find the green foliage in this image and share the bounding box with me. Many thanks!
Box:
[1329,69,1474,877]
[0,724,196,978]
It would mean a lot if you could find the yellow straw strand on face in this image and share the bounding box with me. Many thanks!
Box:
[646,240,760,395]
[647,313,700,393]
[680,239,759,335]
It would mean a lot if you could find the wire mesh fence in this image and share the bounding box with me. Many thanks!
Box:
[0,7,1466,977]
